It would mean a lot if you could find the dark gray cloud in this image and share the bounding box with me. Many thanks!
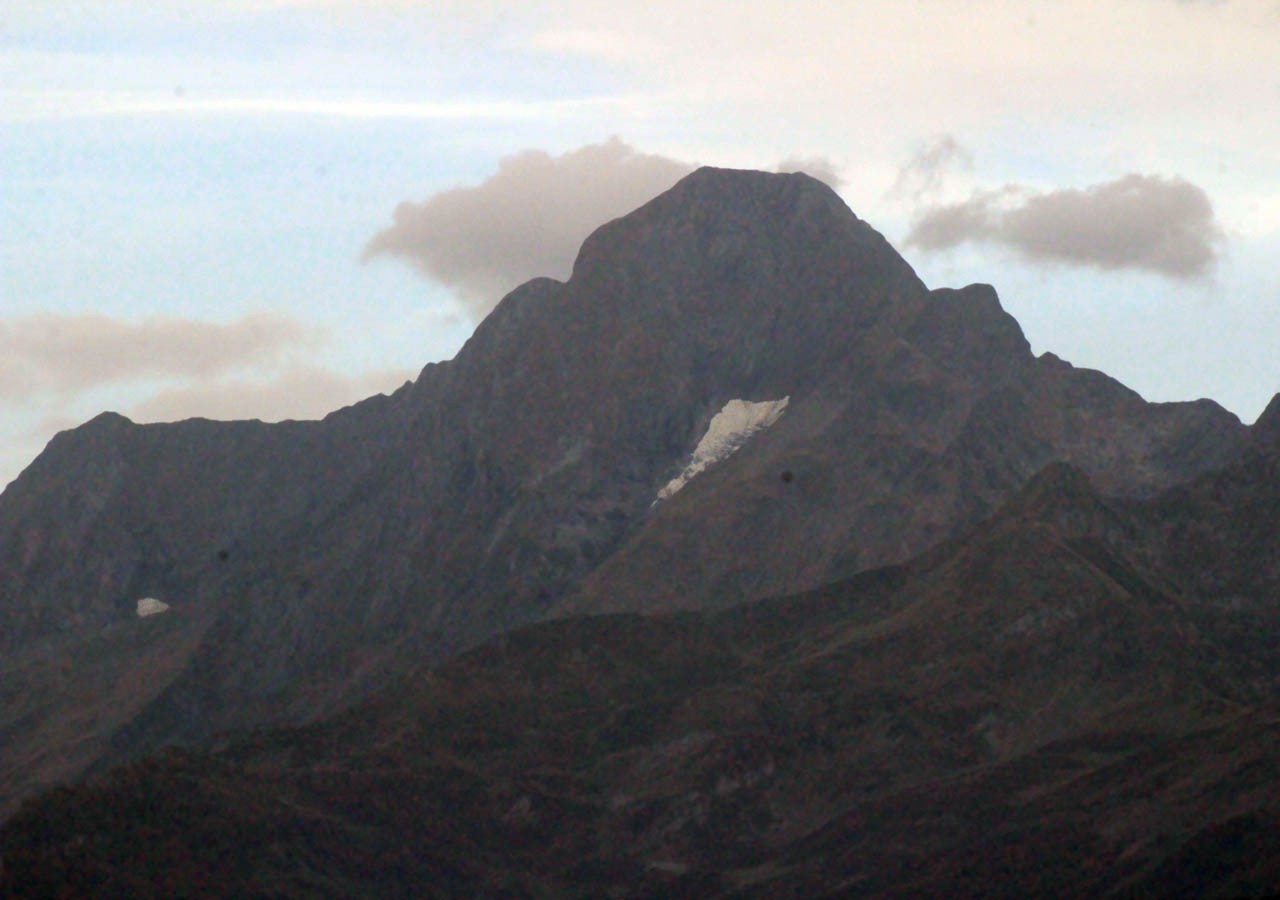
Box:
[906,174,1222,277]
[890,135,973,201]
[774,156,843,188]
[904,186,1014,249]
[362,137,696,318]
[0,312,317,401]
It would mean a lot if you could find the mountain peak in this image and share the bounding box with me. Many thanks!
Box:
[547,166,931,400]
[570,166,920,297]
[640,165,851,221]
[0,162,1255,828]
[447,166,938,476]
[629,165,848,215]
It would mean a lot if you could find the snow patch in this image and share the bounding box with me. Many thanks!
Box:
[135,597,170,618]
[656,397,789,502]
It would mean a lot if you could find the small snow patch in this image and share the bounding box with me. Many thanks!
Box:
[136,597,170,618]
[656,397,789,502]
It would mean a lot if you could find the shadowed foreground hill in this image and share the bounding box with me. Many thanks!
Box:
[5,436,1279,898]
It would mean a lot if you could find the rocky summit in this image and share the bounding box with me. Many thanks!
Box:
[1,168,1276,896]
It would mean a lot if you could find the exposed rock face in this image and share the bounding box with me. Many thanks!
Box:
[0,167,1252,813]
[559,284,1248,615]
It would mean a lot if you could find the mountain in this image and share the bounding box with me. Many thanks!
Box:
[0,168,1257,819]
[4,438,1278,897]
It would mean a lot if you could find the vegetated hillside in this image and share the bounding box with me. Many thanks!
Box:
[5,437,1279,898]
[0,169,1253,817]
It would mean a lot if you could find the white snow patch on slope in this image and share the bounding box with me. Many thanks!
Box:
[656,397,789,502]
[136,597,170,618]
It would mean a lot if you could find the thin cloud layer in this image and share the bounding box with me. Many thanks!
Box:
[0,312,342,489]
[774,156,843,188]
[0,312,316,401]
[890,135,973,202]
[362,137,695,318]
[906,174,1222,278]
[129,365,414,423]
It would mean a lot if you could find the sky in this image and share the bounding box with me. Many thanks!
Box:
[3,0,1279,490]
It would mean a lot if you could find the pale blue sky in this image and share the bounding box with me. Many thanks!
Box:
[3,0,1278,488]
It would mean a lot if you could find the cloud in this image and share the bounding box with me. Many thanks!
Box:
[774,156,843,188]
[889,135,973,201]
[129,365,414,423]
[0,312,317,402]
[906,174,1222,278]
[1,87,629,124]
[905,187,1011,250]
[362,137,695,318]
[530,2,1280,116]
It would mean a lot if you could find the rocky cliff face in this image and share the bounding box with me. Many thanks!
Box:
[560,282,1248,615]
[0,167,1255,813]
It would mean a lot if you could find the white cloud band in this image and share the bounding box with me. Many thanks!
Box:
[906,174,1222,278]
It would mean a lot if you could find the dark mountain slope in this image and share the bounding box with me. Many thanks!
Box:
[5,441,1278,897]
[562,293,1247,614]
[0,168,1252,815]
